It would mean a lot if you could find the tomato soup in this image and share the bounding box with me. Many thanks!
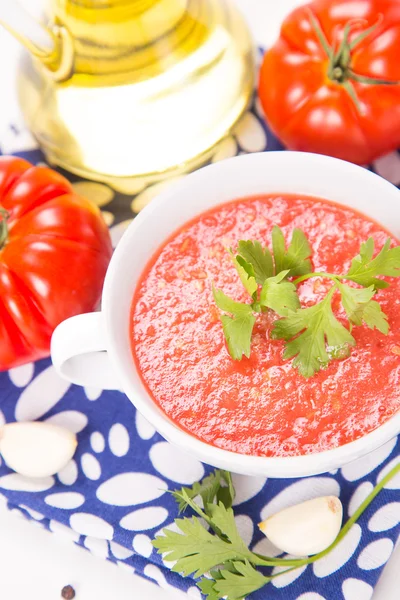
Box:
[130,195,400,457]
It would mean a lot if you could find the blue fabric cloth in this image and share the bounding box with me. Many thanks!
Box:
[1,92,400,600]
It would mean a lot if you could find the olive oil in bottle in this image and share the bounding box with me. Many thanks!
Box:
[17,0,255,192]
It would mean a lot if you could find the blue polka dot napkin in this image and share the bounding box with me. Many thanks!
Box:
[1,91,400,600]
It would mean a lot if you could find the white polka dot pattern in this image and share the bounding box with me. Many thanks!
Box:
[57,460,78,486]
[70,513,113,539]
[260,478,340,521]
[133,534,153,558]
[357,539,394,570]
[368,503,400,532]
[0,474,54,492]
[348,482,374,517]
[135,412,156,440]
[45,410,88,433]
[120,506,168,531]
[45,492,85,509]
[84,536,109,559]
[81,453,101,481]
[90,432,105,453]
[97,473,168,506]
[8,363,34,387]
[149,442,204,484]
[231,474,267,506]
[15,366,70,421]
[341,439,397,482]
[108,423,130,457]
[377,457,400,490]
[342,578,373,600]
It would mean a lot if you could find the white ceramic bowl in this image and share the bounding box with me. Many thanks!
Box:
[51,151,400,477]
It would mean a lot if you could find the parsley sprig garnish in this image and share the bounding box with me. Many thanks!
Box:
[153,464,400,599]
[213,228,400,377]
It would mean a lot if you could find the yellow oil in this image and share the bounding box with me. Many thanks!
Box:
[18,0,255,192]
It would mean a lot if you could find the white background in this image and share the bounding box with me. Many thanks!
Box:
[0,1,399,598]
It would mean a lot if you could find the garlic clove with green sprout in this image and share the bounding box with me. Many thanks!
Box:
[0,421,77,478]
[259,496,343,557]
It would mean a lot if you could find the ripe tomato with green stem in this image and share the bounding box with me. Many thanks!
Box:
[0,156,112,370]
[258,0,400,164]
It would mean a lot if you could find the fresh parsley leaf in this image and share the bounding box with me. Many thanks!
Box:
[197,578,219,600]
[212,287,251,315]
[272,286,355,377]
[213,561,271,600]
[237,240,274,283]
[347,238,400,289]
[172,470,224,513]
[172,469,235,513]
[206,502,249,551]
[259,270,300,316]
[220,313,256,360]
[338,283,389,334]
[272,226,312,276]
[212,287,255,360]
[153,516,243,577]
[229,251,257,297]
[271,226,286,274]
[361,300,389,334]
[213,228,399,378]
[153,504,256,579]
[216,471,235,508]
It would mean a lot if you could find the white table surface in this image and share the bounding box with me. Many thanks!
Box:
[0,1,398,598]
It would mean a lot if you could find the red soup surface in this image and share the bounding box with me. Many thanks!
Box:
[130,195,400,457]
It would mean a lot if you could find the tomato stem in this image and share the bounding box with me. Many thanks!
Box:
[307,9,333,60]
[0,209,9,249]
[348,15,383,50]
[308,9,400,112]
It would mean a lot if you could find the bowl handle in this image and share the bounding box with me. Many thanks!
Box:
[51,312,120,390]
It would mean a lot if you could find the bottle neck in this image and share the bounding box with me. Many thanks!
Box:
[51,0,208,83]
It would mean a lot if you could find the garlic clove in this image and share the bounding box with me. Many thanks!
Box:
[258,496,343,557]
[0,422,77,478]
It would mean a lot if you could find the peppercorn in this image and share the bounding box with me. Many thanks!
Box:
[61,585,76,599]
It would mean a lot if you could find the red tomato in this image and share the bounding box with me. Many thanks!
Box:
[0,156,112,370]
[258,0,400,164]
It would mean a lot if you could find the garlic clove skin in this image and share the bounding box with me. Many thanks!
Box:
[0,422,77,478]
[259,496,343,557]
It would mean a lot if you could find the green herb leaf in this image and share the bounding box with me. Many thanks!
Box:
[230,251,258,297]
[361,300,389,334]
[212,287,256,360]
[213,229,399,378]
[153,503,256,579]
[237,240,274,284]
[272,286,355,377]
[346,238,400,289]
[220,313,256,360]
[216,471,235,508]
[172,470,235,513]
[213,561,271,600]
[338,283,389,334]
[172,470,223,513]
[212,287,252,316]
[206,502,249,551]
[153,516,243,577]
[272,226,312,276]
[197,578,219,600]
[259,270,300,316]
